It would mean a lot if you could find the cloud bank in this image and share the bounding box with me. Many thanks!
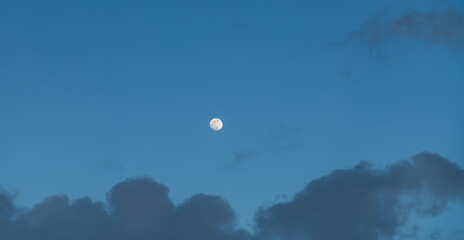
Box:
[1,152,463,240]
[254,152,464,240]
[345,7,464,51]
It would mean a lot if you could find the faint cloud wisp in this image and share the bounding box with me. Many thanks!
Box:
[226,124,302,168]
[342,7,464,52]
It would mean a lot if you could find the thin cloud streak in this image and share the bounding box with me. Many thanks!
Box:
[227,124,302,168]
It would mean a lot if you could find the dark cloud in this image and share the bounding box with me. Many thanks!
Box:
[108,177,174,239]
[1,152,463,240]
[0,177,248,240]
[254,152,464,240]
[345,7,464,51]
[175,194,251,240]
[0,191,14,230]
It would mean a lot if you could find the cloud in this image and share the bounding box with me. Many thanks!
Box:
[226,150,256,168]
[0,152,463,240]
[0,191,14,222]
[345,7,464,51]
[227,124,301,168]
[0,177,250,240]
[253,152,464,240]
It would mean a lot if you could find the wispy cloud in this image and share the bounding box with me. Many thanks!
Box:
[226,124,302,168]
[226,150,256,168]
[343,7,464,51]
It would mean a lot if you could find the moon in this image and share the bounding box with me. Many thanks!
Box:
[210,118,223,131]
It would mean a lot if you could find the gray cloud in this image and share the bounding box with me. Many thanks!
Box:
[0,191,14,223]
[0,177,250,240]
[253,152,464,240]
[345,7,464,51]
[1,152,463,240]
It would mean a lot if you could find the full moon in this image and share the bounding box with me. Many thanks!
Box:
[210,118,223,131]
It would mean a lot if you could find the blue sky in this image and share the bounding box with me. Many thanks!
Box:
[1,0,463,237]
